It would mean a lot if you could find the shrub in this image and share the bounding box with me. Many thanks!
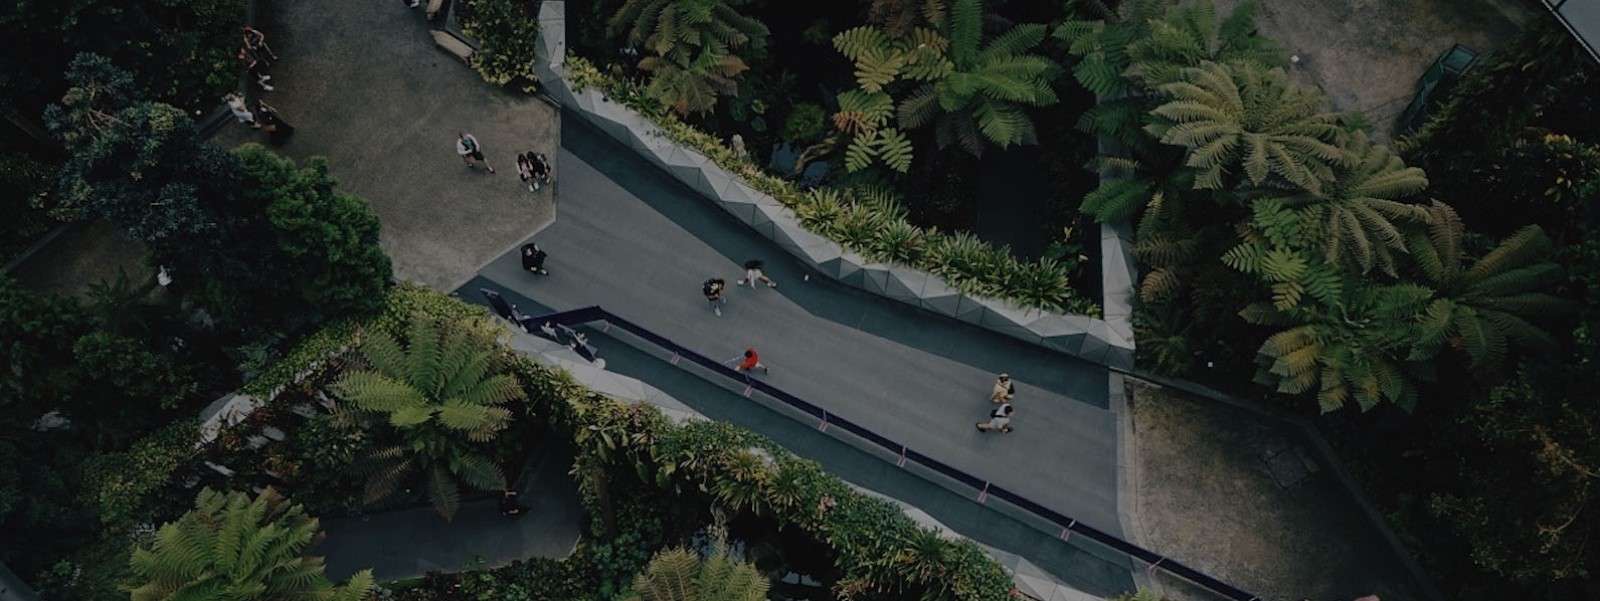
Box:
[564,393,1015,601]
[460,0,544,92]
[80,420,202,528]
[564,56,1099,315]
[781,103,827,144]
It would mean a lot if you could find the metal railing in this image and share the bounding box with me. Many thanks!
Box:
[511,303,1262,601]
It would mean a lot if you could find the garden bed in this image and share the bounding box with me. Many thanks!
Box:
[548,0,1104,318]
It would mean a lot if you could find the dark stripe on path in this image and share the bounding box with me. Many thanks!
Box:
[457,278,1137,597]
[559,111,1109,408]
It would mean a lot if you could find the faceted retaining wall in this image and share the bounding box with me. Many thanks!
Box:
[532,2,1136,370]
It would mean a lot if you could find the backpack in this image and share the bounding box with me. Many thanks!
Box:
[461,136,478,153]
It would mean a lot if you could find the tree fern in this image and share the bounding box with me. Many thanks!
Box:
[1251,132,1430,275]
[627,546,767,601]
[128,488,373,601]
[334,315,522,520]
[1405,201,1572,373]
[1243,283,1433,413]
[609,0,768,65]
[640,50,748,116]
[1151,61,1344,192]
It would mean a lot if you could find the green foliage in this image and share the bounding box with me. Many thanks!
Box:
[608,0,769,64]
[127,487,374,601]
[1247,132,1429,276]
[1150,61,1344,192]
[0,152,62,264]
[899,11,1059,155]
[1242,284,1434,412]
[80,420,201,528]
[780,103,827,144]
[47,54,236,247]
[215,144,393,329]
[1406,202,1570,373]
[639,50,749,116]
[565,394,1015,601]
[460,0,543,92]
[334,314,522,520]
[606,0,766,115]
[866,0,949,37]
[626,547,768,601]
[564,55,1098,315]
[0,0,245,116]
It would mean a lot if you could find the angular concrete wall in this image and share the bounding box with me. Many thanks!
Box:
[534,2,1135,370]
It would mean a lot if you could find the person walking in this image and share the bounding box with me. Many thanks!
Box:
[457,132,494,173]
[242,25,279,64]
[254,99,295,144]
[521,243,549,275]
[703,277,727,316]
[237,48,274,92]
[734,347,769,374]
[990,373,1014,404]
[224,93,258,128]
[976,403,1015,433]
[737,259,777,289]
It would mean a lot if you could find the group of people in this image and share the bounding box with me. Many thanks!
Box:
[701,260,777,317]
[519,238,1019,433]
[457,132,553,193]
[225,25,295,143]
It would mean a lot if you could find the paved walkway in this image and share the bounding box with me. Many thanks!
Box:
[467,113,1124,536]
[214,0,557,290]
[317,439,582,582]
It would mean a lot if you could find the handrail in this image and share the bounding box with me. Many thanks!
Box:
[519,305,1261,601]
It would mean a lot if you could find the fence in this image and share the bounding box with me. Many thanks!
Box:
[513,303,1260,601]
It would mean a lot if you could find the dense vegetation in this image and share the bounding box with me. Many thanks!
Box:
[1058,2,1598,598]
[3,1,1597,600]
[561,0,1104,314]
[0,2,393,595]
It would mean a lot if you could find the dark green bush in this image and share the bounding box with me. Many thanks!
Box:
[781,102,827,144]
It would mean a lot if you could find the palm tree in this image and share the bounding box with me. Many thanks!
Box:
[640,49,748,116]
[1242,283,1434,413]
[127,488,374,601]
[334,315,523,520]
[1150,61,1345,192]
[1408,201,1571,371]
[1253,132,1431,276]
[897,0,1060,155]
[608,0,769,66]
[627,547,769,601]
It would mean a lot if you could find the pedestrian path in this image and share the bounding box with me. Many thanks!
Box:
[466,279,1136,596]
[466,113,1124,536]
[316,441,582,582]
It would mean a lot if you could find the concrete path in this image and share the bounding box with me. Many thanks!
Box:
[468,113,1124,536]
[317,440,582,582]
[214,0,558,291]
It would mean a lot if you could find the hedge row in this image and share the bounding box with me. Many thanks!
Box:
[562,56,1099,316]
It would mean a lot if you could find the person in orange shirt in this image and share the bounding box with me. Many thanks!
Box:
[735,348,769,374]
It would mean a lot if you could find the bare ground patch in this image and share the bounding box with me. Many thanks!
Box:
[1217,0,1533,140]
[1126,381,1423,601]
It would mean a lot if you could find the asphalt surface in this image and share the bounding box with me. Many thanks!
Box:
[465,112,1124,536]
